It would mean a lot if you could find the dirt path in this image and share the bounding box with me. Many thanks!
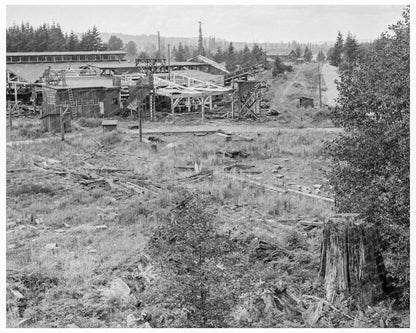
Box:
[130,121,342,136]
[321,64,339,107]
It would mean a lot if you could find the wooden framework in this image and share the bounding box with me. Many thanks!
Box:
[236,80,267,119]
[153,73,232,123]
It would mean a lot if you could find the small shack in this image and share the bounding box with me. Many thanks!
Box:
[41,76,121,119]
[40,112,71,133]
[102,119,118,133]
[298,96,314,108]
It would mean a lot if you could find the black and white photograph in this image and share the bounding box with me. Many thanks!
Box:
[3,0,412,330]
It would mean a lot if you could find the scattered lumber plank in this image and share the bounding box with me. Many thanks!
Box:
[223,163,255,171]
[287,189,335,203]
[6,168,31,173]
[218,172,335,203]
[216,132,232,141]
[91,137,104,148]
[217,172,286,193]
[216,150,250,158]
[174,166,195,170]
[298,221,324,227]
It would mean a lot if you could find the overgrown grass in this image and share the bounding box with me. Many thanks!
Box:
[76,117,102,128]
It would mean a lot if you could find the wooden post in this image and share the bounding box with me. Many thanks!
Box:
[139,105,143,142]
[187,97,191,113]
[8,101,13,132]
[319,217,391,305]
[60,106,65,141]
[231,93,235,119]
[318,62,322,108]
[168,44,171,81]
[209,95,213,111]
[201,98,205,122]
[14,82,18,104]
[149,93,153,122]
[171,97,175,124]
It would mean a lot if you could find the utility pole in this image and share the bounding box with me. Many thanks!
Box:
[168,44,171,81]
[139,102,143,142]
[318,61,322,108]
[157,31,161,57]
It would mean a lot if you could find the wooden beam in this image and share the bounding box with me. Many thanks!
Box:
[217,172,335,203]
[171,97,175,124]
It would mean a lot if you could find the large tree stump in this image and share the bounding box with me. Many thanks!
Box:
[319,217,390,305]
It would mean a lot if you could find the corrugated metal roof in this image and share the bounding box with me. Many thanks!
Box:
[6,62,123,84]
[7,51,126,56]
[89,61,205,70]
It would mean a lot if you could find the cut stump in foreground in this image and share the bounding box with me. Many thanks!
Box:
[319,217,390,306]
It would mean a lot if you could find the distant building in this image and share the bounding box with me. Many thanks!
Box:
[6,51,127,64]
[298,96,314,108]
[265,49,297,63]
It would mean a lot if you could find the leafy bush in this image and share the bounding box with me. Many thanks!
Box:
[325,8,409,305]
[146,192,239,327]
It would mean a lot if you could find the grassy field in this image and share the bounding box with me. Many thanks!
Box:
[6,64,408,328]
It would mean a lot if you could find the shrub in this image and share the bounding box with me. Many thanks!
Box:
[146,192,238,327]
[325,8,409,305]
[99,132,122,146]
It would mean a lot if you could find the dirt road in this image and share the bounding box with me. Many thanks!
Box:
[321,64,339,107]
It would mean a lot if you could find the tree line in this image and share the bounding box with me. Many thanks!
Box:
[6,22,107,52]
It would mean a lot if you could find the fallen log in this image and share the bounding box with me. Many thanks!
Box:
[6,168,31,173]
[298,221,324,231]
[255,240,292,262]
[287,189,335,203]
[266,282,303,319]
[217,172,286,193]
[216,150,250,158]
[223,164,255,171]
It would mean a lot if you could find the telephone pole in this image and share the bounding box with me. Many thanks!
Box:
[157,31,161,57]
[318,61,323,108]
[168,44,171,81]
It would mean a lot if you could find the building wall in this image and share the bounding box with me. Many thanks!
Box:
[42,87,121,118]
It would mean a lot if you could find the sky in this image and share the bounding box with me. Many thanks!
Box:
[6,4,406,43]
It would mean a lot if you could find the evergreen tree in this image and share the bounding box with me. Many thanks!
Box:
[183,44,191,60]
[343,32,360,69]
[225,42,236,71]
[213,47,226,63]
[125,41,138,56]
[175,42,186,61]
[108,35,124,50]
[137,51,148,59]
[330,31,344,66]
[304,46,313,62]
[317,49,326,63]
[67,31,79,51]
[48,23,66,51]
